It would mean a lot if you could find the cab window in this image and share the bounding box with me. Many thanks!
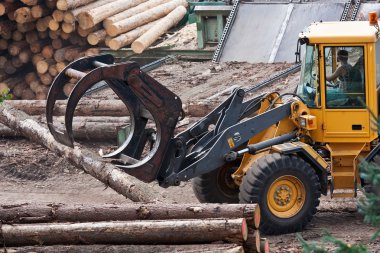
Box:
[296,45,320,107]
[324,46,365,108]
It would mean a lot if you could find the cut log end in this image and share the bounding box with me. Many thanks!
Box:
[241,218,248,242]
[260,238,270,253]
[254,205,260,229]
[108,39,121,50]
[87,34,100,46]
[131,41,144,54]
[56,1,68,11]
[78,13,94,30]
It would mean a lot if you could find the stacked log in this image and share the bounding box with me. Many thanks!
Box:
[0,203,268,252]
[0,0,187,100]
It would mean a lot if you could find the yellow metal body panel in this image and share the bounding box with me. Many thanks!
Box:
[272,142,329,170]
[301,21,378,44]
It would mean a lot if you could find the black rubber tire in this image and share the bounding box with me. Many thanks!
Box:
[192,164,240,203]
[239,153,321,235]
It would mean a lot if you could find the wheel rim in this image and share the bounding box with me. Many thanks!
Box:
[216,165,239,198]
[267,175,306,218]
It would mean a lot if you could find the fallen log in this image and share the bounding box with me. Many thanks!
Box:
[0,104,158,202]
[56,0,97,11]
[0,218,248,246]
[3,100,217,117]
[0,244,244,253]
[0,203,259,226]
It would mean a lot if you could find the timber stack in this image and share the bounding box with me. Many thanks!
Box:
[0,0,188,100]
[0,203,269,253]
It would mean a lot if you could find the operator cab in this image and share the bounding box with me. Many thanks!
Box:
[295,19,380,143]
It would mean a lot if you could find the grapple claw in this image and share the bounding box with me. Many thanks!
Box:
[47,56,183,183]
[46,54,115,147]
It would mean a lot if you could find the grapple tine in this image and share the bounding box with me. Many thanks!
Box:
[46,54,114,147]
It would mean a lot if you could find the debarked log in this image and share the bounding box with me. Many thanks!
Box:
[0,218,248,246]
[0,203,259,227]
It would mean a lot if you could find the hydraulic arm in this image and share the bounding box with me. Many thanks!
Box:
[46,54,297,187]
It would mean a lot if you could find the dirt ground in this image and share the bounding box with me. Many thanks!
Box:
[1,60,380,252]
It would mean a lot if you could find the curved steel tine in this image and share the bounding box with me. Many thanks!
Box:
[46,54,114,147]
[65,65,147,159]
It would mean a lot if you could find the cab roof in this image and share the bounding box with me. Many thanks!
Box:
[300,21,379,44]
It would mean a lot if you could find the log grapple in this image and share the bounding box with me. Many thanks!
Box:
[46,54,285,188]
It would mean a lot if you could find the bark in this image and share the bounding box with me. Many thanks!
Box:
[106,0,187,37]
[0,218,247,246]
[132,6,187,54]
[0,104,159,202]
[108,20,159,50]
[0,203,258,224]
[103,0,171,29]
[78,0,147,30]
[0,244,244,253]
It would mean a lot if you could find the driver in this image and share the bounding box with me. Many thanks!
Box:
[325,49,352,92]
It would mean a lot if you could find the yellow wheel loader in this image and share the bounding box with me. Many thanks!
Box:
[46,15,380,235]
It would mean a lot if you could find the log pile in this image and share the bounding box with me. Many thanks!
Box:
[0,203,268,253]
[0,0,188,100]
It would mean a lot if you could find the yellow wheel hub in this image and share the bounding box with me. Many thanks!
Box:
[267,175,306,218]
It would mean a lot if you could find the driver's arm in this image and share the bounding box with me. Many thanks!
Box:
[326,66,343,81]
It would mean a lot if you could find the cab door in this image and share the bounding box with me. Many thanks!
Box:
[321,45,370,141]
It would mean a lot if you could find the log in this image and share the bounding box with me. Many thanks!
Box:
[132,6,187,54]
[87,29,107,46]
[13,82,28,98]
[48,18,60,31]
[106,0,187,37]
[0,203,259,224]
[38,72,53,86]
[49,29,61,39]
[0,119,126,141]
[12,30,23,41]
[17,21,35,32]
[260,238,270,253]
[0,104,159,202]
[0,83,8,93]
[25,72,38,83]
[52,38,64,49]
[21,88,35,100]
[11,57,23,68]
[63,0,114,23]
[56,0,97,11]
[62,21,76,34]
[20,0,41,5]
[64,47,83,61]
[48,64,58,76]
[0,218,247,246]
[0,244,244,253]
[78,0,147,30]
[103,0,171,29]
[14,7,36,24]
[54,46,73,62]
[41,45,54,59]
[19,50,32,64]
[52,10,64,22]
[109,20,160,50]
[31,4,49,19]
[0,20,15,38]
[4,62,17,75]
[37,16,52,31]
[3,100,215,117]
[25,31,38,44]
[8,41,28,56]
[39,30,48,39]
[0,39,8,50]
[36,59,55,74]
